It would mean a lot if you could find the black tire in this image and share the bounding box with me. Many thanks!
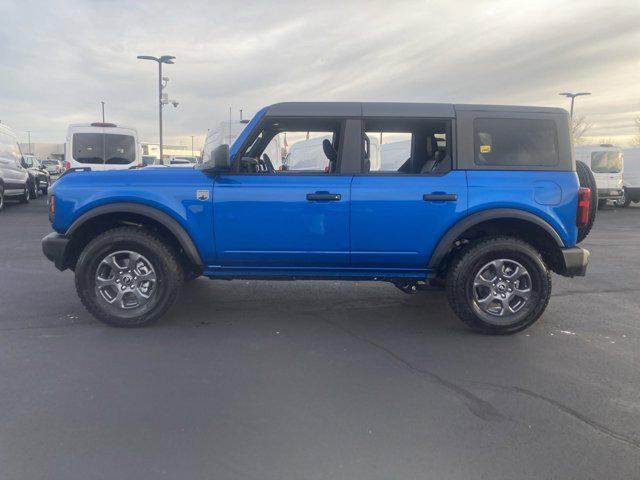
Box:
[75,226,184,327]
[29,180,39,199]
[446,236,551,335]
[614,188,631,208]
[18,184,30,203]
[575,160,597,243]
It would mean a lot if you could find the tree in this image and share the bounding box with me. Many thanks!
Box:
[571,115,592,144]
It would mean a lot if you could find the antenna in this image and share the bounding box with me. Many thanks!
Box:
[239,109,243,121]
[229,106,232,144]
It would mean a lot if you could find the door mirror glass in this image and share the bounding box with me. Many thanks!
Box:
[198,144,230,173]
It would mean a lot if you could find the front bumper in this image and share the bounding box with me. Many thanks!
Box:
[597,188,623,200]
[558,246,589,277]
[42,232,72,271]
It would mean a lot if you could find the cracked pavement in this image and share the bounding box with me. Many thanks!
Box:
[1,197,639,479]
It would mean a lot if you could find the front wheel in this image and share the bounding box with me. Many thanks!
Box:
[75,227,184,327]
[446,236,551,334]
[614,188,631,208]
[29,180,39,199]
[18,184,30,203]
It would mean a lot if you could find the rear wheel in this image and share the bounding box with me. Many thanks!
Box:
[575,160,597,243]
[75,227,184,327]
[446,236,551,334]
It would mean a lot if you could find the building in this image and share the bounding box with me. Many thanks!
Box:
[19,142,64,160]
[141,143,199,160]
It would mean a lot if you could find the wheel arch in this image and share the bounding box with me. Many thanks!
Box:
[65,203,203,269]
[428,208,565,275]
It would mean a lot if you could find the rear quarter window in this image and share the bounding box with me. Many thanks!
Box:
[474,118,559,167]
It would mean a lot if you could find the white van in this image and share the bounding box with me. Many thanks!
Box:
[618,147,640,206]
[65,122,140,172]
[575,144,624,205]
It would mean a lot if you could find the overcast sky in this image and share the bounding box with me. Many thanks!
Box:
[1,0,639,147]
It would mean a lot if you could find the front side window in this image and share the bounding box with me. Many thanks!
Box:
[364,119,451,174]
[590,151,622,173]
[238,118,342,174]
[474,118,559,167]
[73,133,136,164]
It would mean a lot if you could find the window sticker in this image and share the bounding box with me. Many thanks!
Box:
[480,145,491,154]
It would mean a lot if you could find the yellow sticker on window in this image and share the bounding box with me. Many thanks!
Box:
[480,145,491,154]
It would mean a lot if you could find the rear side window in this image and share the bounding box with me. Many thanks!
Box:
[474,118,559,167]
[73,133,136,164]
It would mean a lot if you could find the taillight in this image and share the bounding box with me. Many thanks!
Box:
[48,196,55,223]
[65,161,70,171]
[577,187,590,228]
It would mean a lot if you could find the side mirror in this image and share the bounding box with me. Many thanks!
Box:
[198,144,230,173]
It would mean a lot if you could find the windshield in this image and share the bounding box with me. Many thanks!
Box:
[23,156,39,167]
[591,151,622,173]
[73,133,136,164]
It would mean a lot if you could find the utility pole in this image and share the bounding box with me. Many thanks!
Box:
[559,92,591,118]
[101,101,105,123]
[137,55,177,163]
[27,131,32,155]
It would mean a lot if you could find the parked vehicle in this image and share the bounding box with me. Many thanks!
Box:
[575,144,624,207]
[0,123,31,209]
[168,155,198,167]
[141,155,158,167]
[22,154,51,195]
[43,102,592,334]
[64,122,140,172]
[41,159,62,175]
[616,147,640,207]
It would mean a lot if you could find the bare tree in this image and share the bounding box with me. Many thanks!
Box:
[571,115,592,144]
[633,116,640,147]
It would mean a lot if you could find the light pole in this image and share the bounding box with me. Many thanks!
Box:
[137,55,176,162]
[559,92,591,117]
[26,131,32,155]
[191,135,194,156]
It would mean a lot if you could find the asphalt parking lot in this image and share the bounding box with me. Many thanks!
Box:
[1,197,639,479]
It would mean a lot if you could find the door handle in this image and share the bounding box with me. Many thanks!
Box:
[423,193,457,202]
[307,193,341,201]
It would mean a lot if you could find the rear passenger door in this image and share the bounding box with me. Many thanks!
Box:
[350,116,468,270]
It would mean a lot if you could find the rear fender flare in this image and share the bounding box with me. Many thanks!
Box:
[428,208,565,270]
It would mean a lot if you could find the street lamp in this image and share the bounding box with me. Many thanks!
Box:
[137,55,177,162]
[559,92,591,117]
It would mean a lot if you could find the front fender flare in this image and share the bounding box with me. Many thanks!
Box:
[427,208,565,270]
[66,202,203,266]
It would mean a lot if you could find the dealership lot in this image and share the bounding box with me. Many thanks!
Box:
[1,198,639,479]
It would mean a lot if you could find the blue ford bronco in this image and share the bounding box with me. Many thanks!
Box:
[42,102,595,334]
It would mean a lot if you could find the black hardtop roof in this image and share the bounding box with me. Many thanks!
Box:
[265,102,566,118]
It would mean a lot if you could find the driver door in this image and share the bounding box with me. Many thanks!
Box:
[212,118,355,269]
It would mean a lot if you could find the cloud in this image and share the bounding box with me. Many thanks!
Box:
[1,0,638,146]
